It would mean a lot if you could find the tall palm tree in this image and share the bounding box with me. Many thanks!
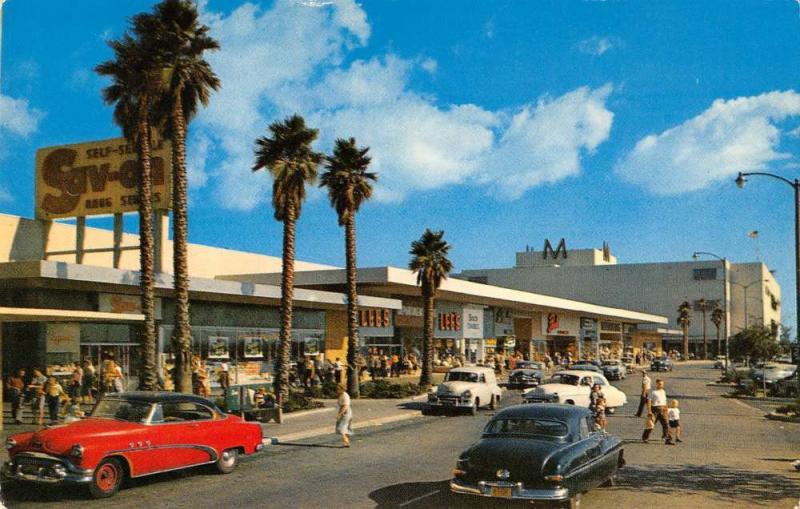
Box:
[698,298,708,360]
[677,301,692,361]
[140,0,220,393]
[320,138,376,398]
[96,33,162,391]
[253,115,323,412]
[409,229,453,389]
[711,303,723,357]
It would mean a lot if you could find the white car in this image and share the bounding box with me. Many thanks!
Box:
[521,370,627,413]
[427,367,502,415]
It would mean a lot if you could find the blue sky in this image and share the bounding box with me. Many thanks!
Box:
[2,0,800,334]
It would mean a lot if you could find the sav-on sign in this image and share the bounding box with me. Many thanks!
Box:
[35,137,172,219]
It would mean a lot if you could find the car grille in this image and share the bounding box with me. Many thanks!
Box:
[524,394,556,403]
[13,454,66,476]
[437,395,462,404]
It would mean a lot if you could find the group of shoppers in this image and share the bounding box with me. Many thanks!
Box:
[636,370,682,445]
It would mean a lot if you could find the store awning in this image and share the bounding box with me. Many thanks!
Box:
[0,307,144,323]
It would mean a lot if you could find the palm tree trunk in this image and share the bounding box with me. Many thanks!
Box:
[702,310,708,360]
[682,324,689,361]
[345,212,360,398]
[171,97,193,393]
[716,325,721,357]
[137,97,158,391]
[420,286,434,388]
[276,200,297,413]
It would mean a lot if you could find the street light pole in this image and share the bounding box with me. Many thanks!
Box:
[736,171,800,400]
[693,251,729,371]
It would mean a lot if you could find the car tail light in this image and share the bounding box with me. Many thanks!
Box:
[544,475,563,483]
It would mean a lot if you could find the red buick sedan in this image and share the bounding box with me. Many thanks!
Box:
[2,392,264,498]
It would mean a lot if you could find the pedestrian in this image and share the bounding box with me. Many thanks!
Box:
[642,412,655,443]
[306,358,317,387]
[594,396,607,431]
[28,368,47,425]
[7,369,26,424]
[70,363,83,401]
[636,370,651,417]
[391,353,401,377]
[648,379,671,444]
[335,384,353,448]
[380,352,388,378]
[218,361,231,391]
[334,358,343,384]
[326,358,335,384]
[589,383,604,413]
[111,360,125,393]
[82,359,96,403]
[668,399,682,443]
[44,376,66,424]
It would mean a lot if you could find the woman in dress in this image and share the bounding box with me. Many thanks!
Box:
[335,384,353,448]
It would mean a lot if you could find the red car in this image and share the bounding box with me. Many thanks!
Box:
[2,392,264,498]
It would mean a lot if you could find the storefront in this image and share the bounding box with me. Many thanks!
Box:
[599,320,623,357]
[580,317,598,359]
[543,312,579,358]
[358,307,397,357]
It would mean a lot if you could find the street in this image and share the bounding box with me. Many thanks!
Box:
[3,363,799,508]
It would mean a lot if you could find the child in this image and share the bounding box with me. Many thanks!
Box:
[667,399,682,444]
[642,412,655,443]
[594,396,607,431]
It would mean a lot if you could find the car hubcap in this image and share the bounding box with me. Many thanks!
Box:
[97,464,118,492]
[221,450,235,467]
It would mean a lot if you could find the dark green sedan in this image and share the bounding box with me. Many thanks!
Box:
[451,404,624,508]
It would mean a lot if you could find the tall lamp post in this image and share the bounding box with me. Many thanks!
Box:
[693,251,728,371]
[729,278,771,331]
[735,171,800,397]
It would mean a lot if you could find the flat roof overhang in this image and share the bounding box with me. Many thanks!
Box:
[219,267,669,325]
[0,261,401,312]
[0,307,144,323]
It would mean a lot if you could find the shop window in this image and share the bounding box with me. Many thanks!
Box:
[693,268,717,281]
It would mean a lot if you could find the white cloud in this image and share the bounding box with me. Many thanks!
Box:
[193,0,613,209]
[615,90,800,195]
[69,68,92,89]
[0,94,42,202]
[577,36,615,56]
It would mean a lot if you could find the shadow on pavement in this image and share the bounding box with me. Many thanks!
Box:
[397,402,427,411]
[274,442,342,448]
[369,480,528,508]
[617,463,800,503]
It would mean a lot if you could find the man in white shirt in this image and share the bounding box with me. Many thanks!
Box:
[636,370,652,417]
[648,379,671,444]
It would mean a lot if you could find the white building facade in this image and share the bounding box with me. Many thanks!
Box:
[457,242,782,357]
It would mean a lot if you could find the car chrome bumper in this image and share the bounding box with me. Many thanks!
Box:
[450,478,569,501]
[2,453,93,484]
[428,400,472,408]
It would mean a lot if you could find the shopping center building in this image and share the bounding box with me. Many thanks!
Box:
[0,213,670,392]
[456,240,782,357]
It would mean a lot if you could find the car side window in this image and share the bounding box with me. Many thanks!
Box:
[593,377,606,386]
[162,402,215,422]
[579,417,590,439]
[150,404,164,423]
[479,374,486,383]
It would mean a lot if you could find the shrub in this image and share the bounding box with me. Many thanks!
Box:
[304,381,339,399]
[360,380,424,399]
[775,404,799,416]
[283,391,324,413]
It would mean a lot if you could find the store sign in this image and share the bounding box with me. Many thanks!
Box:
[505,336,516,348]
[542,313,578,336]
[485,338,497,347]
[438,312,461,331]
[46,323,80,354]
[546,313,560,333]
[35,136,172,219]
[359,308,392,328]
[463,307,484,339]
[580,317,597,330]
[207,336,230,359]
[98,293,162,320]
[399,305,423,317]
[600,321,622,332]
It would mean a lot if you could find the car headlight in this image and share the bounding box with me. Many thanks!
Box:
[462,390,472,399]
[5,438,16,450]
[70,444,84,459]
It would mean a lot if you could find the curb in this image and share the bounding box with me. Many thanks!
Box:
[263,410,423,445]
[765,412,800,423]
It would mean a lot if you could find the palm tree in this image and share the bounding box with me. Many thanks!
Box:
[409,229,453,388]
[698,298,708,360]
[253,115,323,413]
[677,301,692,361]
[711,303,723,357]
[320,138,376,398]
[140,0,220,393]
[96,33,162,391]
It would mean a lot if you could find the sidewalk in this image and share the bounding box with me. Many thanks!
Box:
[262,394,428,444]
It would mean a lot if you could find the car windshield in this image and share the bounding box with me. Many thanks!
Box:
[92,398,153,422]
[445,371,480,383]
[484,418,568,437]
[548,374,580,386]
[602,361,619,366]
[515,362,533,369]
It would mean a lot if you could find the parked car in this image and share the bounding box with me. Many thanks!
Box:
[451,404,624,508]
[650,356,673,372]
[750,363,797,389]
[568,363,603,374]
[601,360,626,381]
[522,371,627,412]
[2,392,263,498]
[507,361,545,389]
[427,367,503,415]
[620,356,635,372]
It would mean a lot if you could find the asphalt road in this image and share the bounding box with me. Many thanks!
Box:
[3,363,799,508]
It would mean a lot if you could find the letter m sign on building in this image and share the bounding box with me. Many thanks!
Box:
[543,238,567,260]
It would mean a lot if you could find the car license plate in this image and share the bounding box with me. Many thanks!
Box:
[491,487,512,498]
